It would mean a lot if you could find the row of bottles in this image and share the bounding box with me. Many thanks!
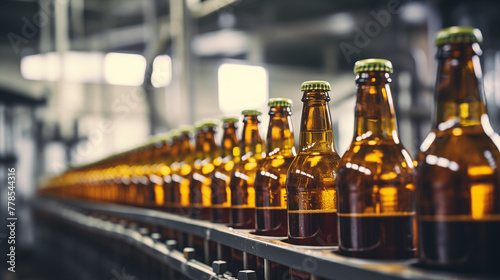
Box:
[38,26,500,275]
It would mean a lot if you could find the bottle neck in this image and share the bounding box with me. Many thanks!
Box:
[153,143,166,164]
[141,148,153,166]
[266,106,296,157]
[221,123,240,158]
[241,115,264,159]
[203,127,219,159]
[194,130,206,157]
[299,90,337,153]
[354,71,397,140]
[161,142,172,163]
[433,42,487,129]
[169,138,180,162]
[179,133,193,159]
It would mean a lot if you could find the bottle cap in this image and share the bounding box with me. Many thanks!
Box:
[169,129,181,138]
[268,98,293,107]
[222,116,239,123]
[194,121,204,130]
[300,81,331,92]
[354,58,393,74]
[156,132,171,141]
[435,26,483,46]
[241,109,262,116]
[179,125,194,134]
[150,132,170,147]
[201,118,219,128]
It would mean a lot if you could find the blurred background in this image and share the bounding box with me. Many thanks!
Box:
[1,0,500,278]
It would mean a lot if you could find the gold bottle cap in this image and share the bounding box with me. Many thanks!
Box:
[435,26,483,46]
[241,109,262,116]
[300,81,331,92]
[354,58,393,74]
[268,98,293,107]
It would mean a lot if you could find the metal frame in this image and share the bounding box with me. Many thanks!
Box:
[35,197,498,280]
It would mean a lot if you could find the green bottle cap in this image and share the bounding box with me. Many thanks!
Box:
[268,98,293,107]
[150,132,170,144]
[241,109,262,116]
[194,121,204,130]
[222,117,239,123]
[169,129,181,138]
[435,26,483,46]
[354,58,393,74]
[158,132,171,141]
[179,125,194,134]
[201,118,219,128]
[300,81,331,92]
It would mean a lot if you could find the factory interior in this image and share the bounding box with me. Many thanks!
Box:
[1,0,500,279]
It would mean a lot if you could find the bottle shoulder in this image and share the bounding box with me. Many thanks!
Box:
[291,151,340,164]
[232,157,263,175]
[286,153,340,182]
[340,140,415,172]
[416,128,500,183]
[257,156,295,171]
[418,128,500,164]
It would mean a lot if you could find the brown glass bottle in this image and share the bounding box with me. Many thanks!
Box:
[336,59,417,259]
[169,127,194,216]
[139,143,156,209]
[116,154,131,205]
[147,134,171,210]
[255,98,296,236]
[211,117,240,224]
[230,110,265,229]
[286,81,340,246]
[127,149,144,206]
[416,27,500,273]
[162,130,181,213]
[189,121,220,220]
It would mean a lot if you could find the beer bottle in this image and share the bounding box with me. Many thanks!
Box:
[254,98,295,280]
[255,98,296,236]
[416,26,500,272]
[189,120,220,220]
[228,110,263,276]
[127,148,142,206]
[230,110,265,229]
[286,81,340,246]
[147,134,171,210]
[139,142,156,209]
[116,153,131,205]
[163,130,181,213]
[135,144,153,208]
[209,118,240,271]
[211,117,240,224]
[336,59,417,259]
[169,127,194,216]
